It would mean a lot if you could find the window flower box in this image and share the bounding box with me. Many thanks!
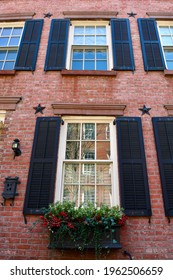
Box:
[39,201,126,256]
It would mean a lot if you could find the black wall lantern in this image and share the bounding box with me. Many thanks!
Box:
[1,176,19,206]
[12,139,21,158]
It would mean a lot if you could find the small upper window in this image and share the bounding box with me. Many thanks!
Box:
[66,21,113,70]
[158,22,173,70]
[0,23,23,70]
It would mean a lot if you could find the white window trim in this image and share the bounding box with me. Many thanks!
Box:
[66,20,113,70]
[0,22,24,70]
[157,21,173,69]
[55,116,120,207]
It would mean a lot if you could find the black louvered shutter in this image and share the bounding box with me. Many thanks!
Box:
[15,20,43,70]
[111,19,135,70]
[152,117,173,216]
[138,18,165,71]
[23,117,61,214]
[116,117,151,216]
[44,19,70,71]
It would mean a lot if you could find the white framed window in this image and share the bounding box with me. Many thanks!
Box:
[55,116,119,207]
[66,21,113,70]
[0,22,24,70]
[0,110,6,135]
[158,21,173,70]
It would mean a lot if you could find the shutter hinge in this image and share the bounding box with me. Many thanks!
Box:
[113,119,116,125]
[61,119,64,125]
[23,214,27,224]
[167,217,171,223]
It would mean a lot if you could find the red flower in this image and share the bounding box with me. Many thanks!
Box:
[67,222,74,229]
[59,211,68,218]
[118,215,127,226]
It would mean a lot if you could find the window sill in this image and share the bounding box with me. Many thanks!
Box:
[164,70,173,76]
[61,70,117,76]
[0,70,16,76]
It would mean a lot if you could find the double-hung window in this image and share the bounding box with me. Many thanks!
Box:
[0,22,24,70]
[55,117,119,207]
[158,22,173,70]
[67,22,112,70]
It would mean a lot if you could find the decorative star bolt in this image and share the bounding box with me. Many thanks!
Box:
[44,13,53,18]
[127,12,137,18]
[33,104,45,114]
[139,105,151,115]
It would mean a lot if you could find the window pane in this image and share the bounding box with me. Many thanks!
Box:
[81,185,95,205]
[85,26,95,34]
[81,164,95,184]
[96,36,106,45]
[84,60,95,70]
[97,124,110,140]
[159,27,170,35]
[3,61,14,70]
[96,26,106,35]
[96,60,107,70]
[66,141,80,159]
[67,123,80,140]
[170,27,173,34]
[96,164,111,185]
[96,185,111,206]
[9,37,20,46]
[97,141,110,159]
[167,61,173,70]
[85,36,95,45]
[0,61,3,69]
[81,142,95,159]
[74,26,84,35]
[164,50,173,60]
[64,163,79,184]
[63,185,79,206]
[82,123,95,139]
[6,50,17,60]
[72,60,83,70]
[0,37,9,46]
[96,49,107,59]
[73,35,83,45]
[0,50,6,60]
[1,28,12,36]
[12,28,23,36]
[72,49,83,59]
[161,36,173,46]
[85,49,95,59]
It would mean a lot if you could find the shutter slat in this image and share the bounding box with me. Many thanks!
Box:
[44,19,70,71]
[23,117,61,214]
[15,20,43,71]
[117,117,151,216]
[138,18,165,71]
[111,18,135,70]
[152,117,173,216]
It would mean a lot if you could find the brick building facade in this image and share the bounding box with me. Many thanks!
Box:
[0,0,173,259]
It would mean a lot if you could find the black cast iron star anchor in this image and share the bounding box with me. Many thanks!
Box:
[127,12,137,18]
[44,13,53,18]
[139,105,151,115]
[33,104,45,114]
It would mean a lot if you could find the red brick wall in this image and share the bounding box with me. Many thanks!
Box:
[0,0,173,260]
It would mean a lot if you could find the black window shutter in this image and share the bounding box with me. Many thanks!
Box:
[116,117,151,216]
[23,117,61,215]
[137,18,165,71]
[152,117,173,216]
[111,19,135,70]
[15,20,43,71]
[44,19,70,71]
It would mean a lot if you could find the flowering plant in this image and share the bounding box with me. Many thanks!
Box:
[40,201,127,257]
